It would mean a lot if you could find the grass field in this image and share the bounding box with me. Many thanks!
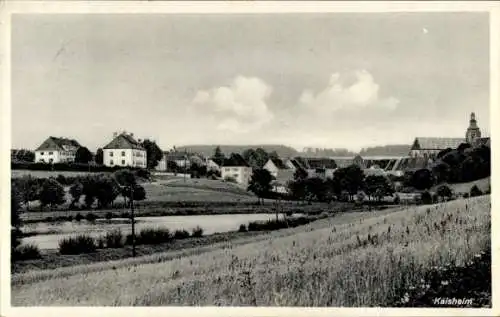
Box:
[11,169,109,178]
[11,196,490,306]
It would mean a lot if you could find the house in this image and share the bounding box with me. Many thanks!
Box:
[34,137,81,164]
[284,158,307,171]
[102,132,147,168]
[298,157,337,179]
[263,158,289,178]
[220,154,252,186]
[165,151,190,169]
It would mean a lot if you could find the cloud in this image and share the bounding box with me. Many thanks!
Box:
[192,76,274,133]
[299,70,400,113]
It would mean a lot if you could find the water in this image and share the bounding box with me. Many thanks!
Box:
[21,213,296,250]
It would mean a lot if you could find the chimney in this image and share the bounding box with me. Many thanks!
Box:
[113,132,118,138]
[130,133,134,137]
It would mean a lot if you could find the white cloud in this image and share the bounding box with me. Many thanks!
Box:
[192,76,274,133]
[299,70,399,113]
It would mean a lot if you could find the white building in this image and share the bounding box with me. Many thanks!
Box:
[220,154,252,186]
[102,132,147,168]
[34,137,81,164]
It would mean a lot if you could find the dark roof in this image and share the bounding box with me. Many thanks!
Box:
[209,157,224,166]
[411,137,465,151]
[269,158,288,170]
[222,154,250,167]
[35,137,81,151]
[293,157,311,169]
[103,133,144,150]
[287,158,306,170]
[302,157,338,169]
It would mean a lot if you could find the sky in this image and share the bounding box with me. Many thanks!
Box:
[11,13,490,152]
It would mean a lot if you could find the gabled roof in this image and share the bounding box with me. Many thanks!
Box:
[293,157,311,169]
[273,169,295,185]
[103,133,145,150]
[209,157,224,166]
[411,137,465,151]
[35,137,81,152]
[269,158,288,170]
[222,154,250,167]
[287,158,306,170]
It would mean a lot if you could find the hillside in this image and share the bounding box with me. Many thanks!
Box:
[360,144,411,156]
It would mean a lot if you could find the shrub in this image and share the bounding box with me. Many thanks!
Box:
[12,243,42,261]
[238,224,247,232]
[436,184,453,201]
[393,194,401,205]
[120,211,131,219]
[75,213,84,222]
[420,191,433,205]
[105,212,114,220]
[128,228,172,245]
[463,193,470,199]
[58,234,97,255]
[470,185,483,197]
[191,226,204,238]
[104,229,124,248]
[85,212,98,222]
[173,229,190,240]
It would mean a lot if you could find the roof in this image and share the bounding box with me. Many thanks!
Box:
[222,154,250,167]
[269,158,288,170]
[166,152,188,161]
[302,157,338,169]
[103,133,145,150]
[411,137,465,151]
[293,157,311,169]
[35,137,81,152]
[273,169,295,185]
[209,157,224,166]
[287,158,307,170]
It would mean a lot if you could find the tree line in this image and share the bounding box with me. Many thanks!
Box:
[11,169,147,212]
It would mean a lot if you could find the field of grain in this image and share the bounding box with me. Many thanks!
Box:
[11,196,490,306]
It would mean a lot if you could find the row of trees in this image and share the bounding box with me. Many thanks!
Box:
[247,165,395,204]
[11,170,147,211]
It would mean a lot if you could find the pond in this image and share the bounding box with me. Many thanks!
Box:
[21,213,299,250]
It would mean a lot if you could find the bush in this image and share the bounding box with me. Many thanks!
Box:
[463,193,470,199]
[120,211,131,219]
[12,243,42,261]
[104,229,124,248]
[191,226,204,238]
[75,213,84,222]
[238,224,247,232]
[105,212,114,220]
[173,229,190,240]
[58,234,97,255]
[85,212,98,222]
[393,194,401,204]
[421,191,433,205]
[470,185,483,197]
[128,228,172,245]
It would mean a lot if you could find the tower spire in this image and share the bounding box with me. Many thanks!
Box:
[466,112,481,144]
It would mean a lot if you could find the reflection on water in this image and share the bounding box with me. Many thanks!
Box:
[22,213,297,250]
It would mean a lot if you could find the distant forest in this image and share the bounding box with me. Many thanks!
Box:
[175,144,411,158]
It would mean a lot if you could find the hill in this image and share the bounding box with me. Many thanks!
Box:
[175,144,299,158]
[360,144,411,156]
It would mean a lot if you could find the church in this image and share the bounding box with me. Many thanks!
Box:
[409,112,490,160]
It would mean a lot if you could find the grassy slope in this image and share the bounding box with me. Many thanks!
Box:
[12,196,490,306]
[431,177,490,195]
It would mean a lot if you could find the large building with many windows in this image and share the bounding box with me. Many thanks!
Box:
[102,132,147,168]
[34,137,81,164]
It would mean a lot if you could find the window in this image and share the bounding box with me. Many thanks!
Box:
[110,152,114,157]
[40,152,44,155]
[121,151,125,156]
[49,152,53,155]
[122,160,125,165]
[224,168,230,172]
[110,160,114,165]
[232,168,238,172]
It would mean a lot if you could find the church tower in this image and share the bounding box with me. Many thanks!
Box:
[466,112,481,144]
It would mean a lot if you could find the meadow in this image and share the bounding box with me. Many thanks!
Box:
[11,196,490,306]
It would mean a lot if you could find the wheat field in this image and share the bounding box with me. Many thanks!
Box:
[11,196,490,306]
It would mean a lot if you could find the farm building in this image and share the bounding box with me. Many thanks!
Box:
[220,154,252,186]
[34,137,81,164]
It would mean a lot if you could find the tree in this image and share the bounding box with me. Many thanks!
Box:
[214,146,225,160]
[141,139,163,169]
[75,146,93,164]
[364,175,394,202]
[14,149,35,162]
[14,176,39,211]
[95,148,104,165]
[432,161,450,184]
[247,168,273,204]
[94,176,120,208]
[39,178,66,210]
[420,190,433,205]
[11,183,22,251]
[457,143,472,153]
[436,184,453,202]
[410,169,434,190]
[304,177,328,202]
[470,185,483,197]
[334,165,365,201]
[69,181,84,209]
